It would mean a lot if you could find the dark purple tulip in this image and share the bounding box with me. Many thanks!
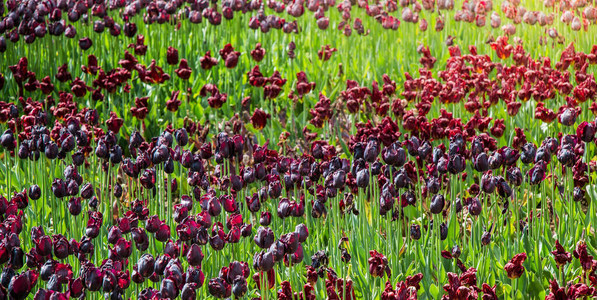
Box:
[295,224,309,243]
[437,156,449,174]
[186,244,204,267]
[186,267,205,287]
[208,277,231,298]
[577,122,595,143]
[10,247,25,269]
[68,277,84,298]
[113,183,123,198]
[520,143,537,164]
[410,224,421,240]
[1,267,15,288]
[260,211,272,226]
[67,197,82,216]
[65,180,79,196]
[501,147,520,166]
[364,139,379,162]
[35,235,53,257]
[145,215,161,233]
[481,172,495,194]
[78,37,92,50]
[221,195,238,213]
[0,196,7,215]
[268,181,282,199]
[356,169,370,188]
[137,254,155,278]
[241,223,253,238]
[209,235,226,251]
[8,272,34,300]
[173,204,189,224]
[232,277,247,297]
[207,197,222,217]
[379,194,394,215]
[528,162,547,185]
[28,185,41,201]
[51,179,66,198]
[534,146,551,164]
[440,223,448,240]
[107,226,122,245]
[557,148,575,167]
[154,255,171,276]
[79,237,95,255]
[268,241,285,262]
[481,226,493,246]
[468,197,482,216]
[496,177,512,198]
[277,199,292,219]
[160,278,179,298]
[330,170,346,189]
[312,200,327,218]
[473,153,489,172]
[12,190,28,209]
[426,176,440,194]
[506,167,523,187]
[0,130,15,150]
[573,187,585,202]
[155,223,171,242]
[253,251,275,271]
[247,194,261,213]
[80,183,94,199]
[448,154,465,174]
[65,25,76,38]
[559,108,577,126]
[102,270,117,293]
[180,283,197,299]
[487,152,503,170]
[430,194,445,214]
[53,237,69,260]
[164,240,180,257]
[254,227,275,249]
[47,274,62,292]
[123,22,137,37]
[114,238,132,258]
[167,47,179,65]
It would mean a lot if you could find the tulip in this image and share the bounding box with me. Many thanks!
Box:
[504,253,527,279]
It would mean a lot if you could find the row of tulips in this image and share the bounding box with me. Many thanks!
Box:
[0,93,596,298]
[2,0,597,52]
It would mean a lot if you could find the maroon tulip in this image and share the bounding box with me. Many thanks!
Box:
[368,250,390,278]
[251,109,270,130]
[573,241,594,271]
[551,240,572,267]
[219,44,240,69]
[34,235,52,257]
[175,59,192,80]
[8,271,37,300]
[577,121,595,142]
[166,46,179,65]
[504,253,526,279]
[199,51,218,70]
[250,43,266,62]
[68,277,84,298]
